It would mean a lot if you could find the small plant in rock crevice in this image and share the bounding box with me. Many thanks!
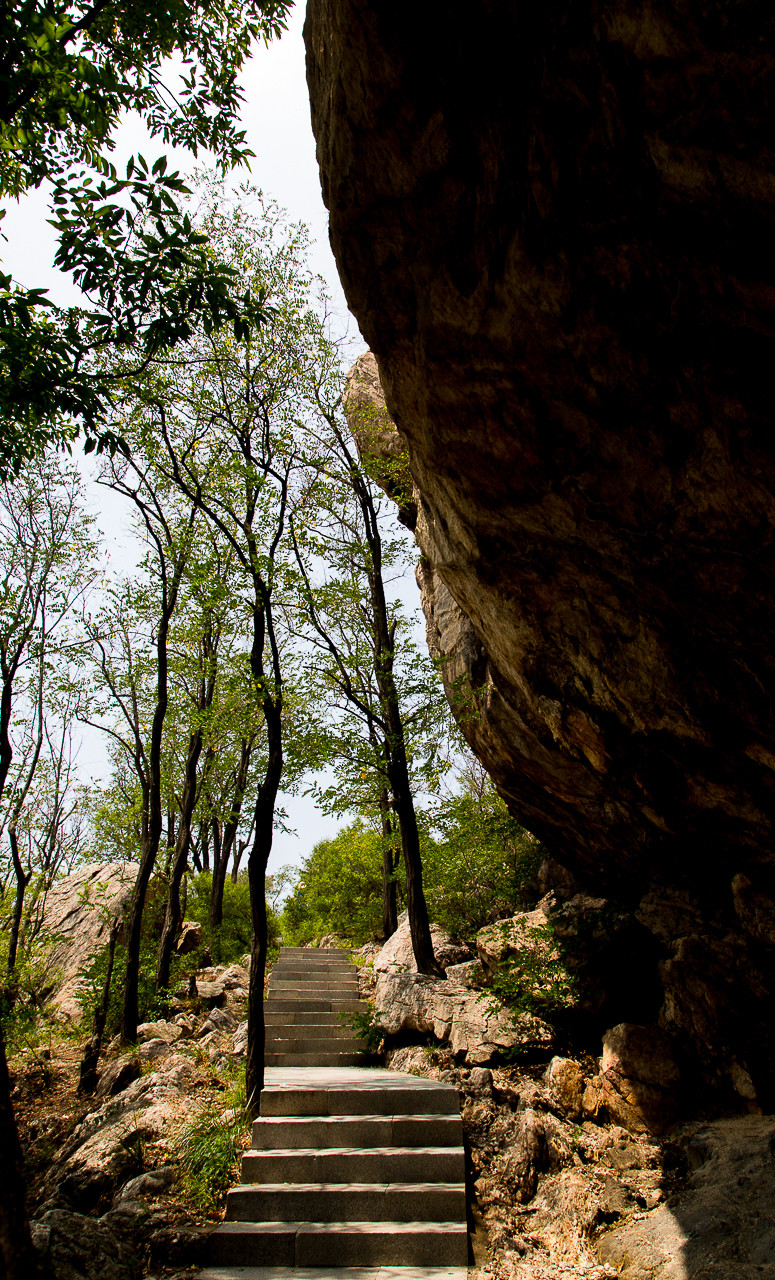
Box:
[340,1007,384,1055]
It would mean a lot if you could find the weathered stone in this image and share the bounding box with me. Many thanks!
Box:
[138,1037,173,1063]
[31,1208,136,1280]
[112,1165,177,1205]
[374,969,553,1064]
[136,1020,183,1045]
[546,1056,585,1120]
[597,1116,775,1278]
[476,910,552,975]
[232,1019,248,1057]
[375,910,471,973]
[176,921,203,955]
[36,864,134,1020]
[445,959,486,988]
[194,978,226,1007]
[94,1053,141,1101]
[600,1023,680,1134]
[41,1055,198,1210]
[306,0,775,1099]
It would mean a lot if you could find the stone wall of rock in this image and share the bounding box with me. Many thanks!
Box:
[305,0,775,1104]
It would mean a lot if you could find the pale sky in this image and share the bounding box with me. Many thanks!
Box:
[2,3,415,877]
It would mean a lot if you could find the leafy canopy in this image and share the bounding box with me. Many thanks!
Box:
[0,0,291,475]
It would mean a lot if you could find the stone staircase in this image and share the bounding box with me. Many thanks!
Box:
[264,946,367,1068]
[201,947,469,1277]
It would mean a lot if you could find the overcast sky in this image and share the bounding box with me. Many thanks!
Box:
[2,4,424,878]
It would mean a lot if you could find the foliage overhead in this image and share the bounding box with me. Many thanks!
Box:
[0,0,291,474]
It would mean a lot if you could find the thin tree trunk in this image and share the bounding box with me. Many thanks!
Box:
[0,1022,43,1280]
[6,830,31,990]
[156,730,202,995]
[210,739,251,938]
[78,917,120,1096]
[379,788,399,940]
[245,731,282,1114]
[121,604,174,1042]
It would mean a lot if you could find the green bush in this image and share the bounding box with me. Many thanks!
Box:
[281,822,398,946]
[484,917,575,1022]
[186,870,280,964]
[423,781,543,939]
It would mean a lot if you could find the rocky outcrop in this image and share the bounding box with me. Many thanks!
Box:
[374,968,554,1065]
[597,1115,775,1278]
[375,909,472,973]
[37,864,135,1020]
[307,2,775,1103]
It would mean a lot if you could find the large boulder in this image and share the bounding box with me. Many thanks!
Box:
[40,1055,198,1212]
[375,910,471,973]
[374,969,553,1064]
[600,1023,680,1135]
[37,864,135,1020]
[306,0,775,1103]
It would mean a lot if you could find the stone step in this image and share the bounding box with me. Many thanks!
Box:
[268,983,359,994]
[270,962,356,972]
[251,1114,463,1150]
[241,1147,466,1185]
[265,1022,357,1039]
[265,1012,350,1027]
[265,1037,368,1055]
[264,1052,367,1068]
[259,1080,461,1118]
[197,1266,467,1280]
[207,1221,468,1267]
[263,999,366,1014]
[226,1181,466,1223]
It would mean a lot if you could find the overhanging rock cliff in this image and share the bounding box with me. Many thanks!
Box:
[305,0,775,1105]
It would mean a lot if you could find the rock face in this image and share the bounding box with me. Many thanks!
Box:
[375,909,472,973]
[597,1115,775,1278]
[305,3,775,1104]
[37,864,135,1020]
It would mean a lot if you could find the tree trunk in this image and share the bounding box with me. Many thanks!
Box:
[156,730,202,996]
[379,788,399,939]
[245,755,281,1113]
[0,1022,43,1280]
[210,739,251,944]
[6,829,31,989]
[121,596,176,1042]
[78,917,120,1096]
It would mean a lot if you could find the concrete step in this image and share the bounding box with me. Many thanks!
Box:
[259,1079,461,1118]
[251,1114,463,1150]
[273,963,356,973]
[264,1052,367,1068]
[207,1221,468,1267]
[265,1013,352,1030]
[265,1037,368,1055]
[197,1266,467,1280]
[265,1022,357,1039]
[263,999,366,1014]
[241,1147,465,1185]
[226,1181,466,1223]
[268,983,359,994]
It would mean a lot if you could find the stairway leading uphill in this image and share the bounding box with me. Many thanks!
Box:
[264,945,368,1067]
[200,946,469,1279]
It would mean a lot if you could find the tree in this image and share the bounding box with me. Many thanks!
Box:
[282,823,392,945]
[106,187,324,1106]
[82,450,197,1042]
[0,457,96,996]
[0,0,290,474]
[0,454,94,1278]
[291,399,448,973]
